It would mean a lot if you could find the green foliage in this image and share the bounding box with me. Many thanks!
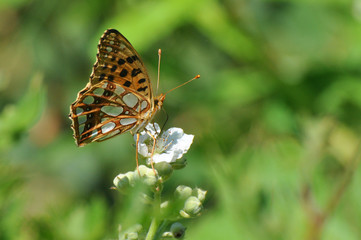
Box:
[1,0,361,239]
[0,74,45,152]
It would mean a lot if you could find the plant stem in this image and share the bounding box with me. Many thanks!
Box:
[145,185,162,240]
[145,217,159,240]
[305,140,361,240]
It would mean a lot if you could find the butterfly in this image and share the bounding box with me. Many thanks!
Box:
[69,29,199,168]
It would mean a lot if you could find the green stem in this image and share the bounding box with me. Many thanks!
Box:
[145,217,159,240]
[145,185,162,240]
[306,140,361,240]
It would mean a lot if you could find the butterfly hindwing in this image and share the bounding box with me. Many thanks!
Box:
[71,80,153,145]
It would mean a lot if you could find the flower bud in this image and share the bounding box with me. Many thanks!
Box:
[119,224,142,240]
[113,173,130,191]
[125,171,139,186]
[160,200,169,209]
[182,196,203,218]
[143,174,157,186]
[135,165,158,187]
[174,185,192,200]
[125,232,138,240]
[193,188,207,203]
[170,222,186,239]
[179,210,190,218]
[138,165,151,176]
[161,231,173,238]
[155,162,173,181]
[170,158,187,170]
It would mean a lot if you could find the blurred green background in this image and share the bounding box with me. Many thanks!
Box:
[1,0,361,239]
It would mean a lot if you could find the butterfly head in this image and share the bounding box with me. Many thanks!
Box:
[154,94,166,110]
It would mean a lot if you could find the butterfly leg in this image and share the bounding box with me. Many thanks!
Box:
[146,130,158,175]
[136,133,141,176]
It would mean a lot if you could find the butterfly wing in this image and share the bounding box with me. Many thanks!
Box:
[90,29,153,99]
[70,29,154,146]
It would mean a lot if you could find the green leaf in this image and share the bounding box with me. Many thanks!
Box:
[0,73,46,152]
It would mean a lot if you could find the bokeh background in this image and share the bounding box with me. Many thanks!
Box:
[1,0,361,239]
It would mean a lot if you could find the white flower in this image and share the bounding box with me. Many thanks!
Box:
[134,123,194,164]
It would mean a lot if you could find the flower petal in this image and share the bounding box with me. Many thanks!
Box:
[134,123,194,164]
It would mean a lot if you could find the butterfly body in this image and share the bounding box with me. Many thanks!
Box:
[70,29,165,146]
[130,94,165,134]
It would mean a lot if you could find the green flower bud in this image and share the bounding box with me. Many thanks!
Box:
[143,174,157,186]
[138,165,151,176]
[125,171,138,186]
[182,196,203,218]
[155,162,173,181]
[175,185,192,200]
[170,158,187,170]
[160,200,169,209]
[113,173,130,191]
[134,165,158,187]
[119,224,142,240]
[124,232,138,240]
[170,222,186,239]
[161,231,174,238]
[179,210,190,218]
[193,188,207,203]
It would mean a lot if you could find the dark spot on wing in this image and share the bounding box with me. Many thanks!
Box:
[138,78,146,84]
[137,86,148,92]
[126,57,134,63]
[131,68,142,77]
[110,65,117,72]
[124,81,131,87]
[99,73,106,81]
[120,69,128,77]
[104,90,112,97]
[117,58,125,65]
[82,132,90,138]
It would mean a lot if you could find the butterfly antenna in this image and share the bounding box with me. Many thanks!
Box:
[157,49,161,94]
[164,75,200,96]
[161,107,169,134]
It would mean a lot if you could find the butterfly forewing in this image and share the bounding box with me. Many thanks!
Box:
[92,29,153,98]
[70,29,155,146]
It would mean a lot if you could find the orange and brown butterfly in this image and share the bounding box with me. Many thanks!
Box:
[69,29,199,154]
